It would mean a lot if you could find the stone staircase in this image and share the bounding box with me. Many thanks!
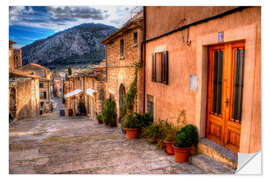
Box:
[188,138,237,174]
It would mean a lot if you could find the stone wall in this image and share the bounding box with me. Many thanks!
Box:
[39,80,51,113]
[9,49,22,72]
[105,26,144,122]
[12,78,40,120]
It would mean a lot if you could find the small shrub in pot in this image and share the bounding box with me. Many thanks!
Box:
[123,113,139,139]
[102,98,117,127]
[96,114,103,124]
[173,124,198,162]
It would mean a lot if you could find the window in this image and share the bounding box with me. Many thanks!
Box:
[40,102,44,107]
[39,83,44,88]
[232,48,245,123]
[43,92,47,99]
[152,51,169,84]
[133,32,138,44]
[212,50,224,115]
[147,94,154,118]
[120,39,124,57]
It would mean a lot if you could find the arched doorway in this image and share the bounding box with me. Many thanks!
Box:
[9,88,16,117]
[119,84,126,124]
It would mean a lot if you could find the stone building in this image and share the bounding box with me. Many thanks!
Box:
[21,63,52,113]
[9,40,22,72]
[142,6,261,167]
[52,72,64,97]
[101,11,144,125]
[64,67,106,119]
[9,41,40,120]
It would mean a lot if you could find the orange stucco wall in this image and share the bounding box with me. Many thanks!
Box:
[145,7,261,153]
[145,6,237,41]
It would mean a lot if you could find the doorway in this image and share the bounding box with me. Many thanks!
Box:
[119,84,126,124]
[9,88,16,117]
[206,41,245,152]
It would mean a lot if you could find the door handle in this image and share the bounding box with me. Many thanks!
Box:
[225,98,229,107]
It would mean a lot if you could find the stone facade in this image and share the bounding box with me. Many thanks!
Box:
[9,41,22,72]
[64,68,106,119]
[144,7,261,153]
[101,11,144,124]
[9,41,41,120]
[21,63,52,113]
[9,75,40,120]
[52,72,65,97]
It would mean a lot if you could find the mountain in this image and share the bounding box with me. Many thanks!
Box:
[22,23,117,70]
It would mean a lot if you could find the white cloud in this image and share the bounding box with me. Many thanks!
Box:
[9,6,143,32]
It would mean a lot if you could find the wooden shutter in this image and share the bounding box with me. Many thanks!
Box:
[152,53,156,82]
[162,51,169,84]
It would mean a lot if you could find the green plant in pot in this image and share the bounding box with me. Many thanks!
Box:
[123,113,139,139]
[164,127,177,155]
[77,96,86,116]
[173,124,198,162]
[96,114,103,124]
[102,98,117,127]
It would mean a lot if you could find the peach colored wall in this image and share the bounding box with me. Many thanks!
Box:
[145,7,261,153]
[146,6,236,41]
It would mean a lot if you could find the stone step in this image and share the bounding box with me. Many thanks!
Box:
[197,138,237,169]
[189,154,235,174]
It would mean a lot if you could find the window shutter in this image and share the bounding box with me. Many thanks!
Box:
[161,53,165,82]
[152,53,156,82]
[163,51,169,84]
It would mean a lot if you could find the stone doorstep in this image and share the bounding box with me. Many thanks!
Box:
[189,154,235,174]
[197,138,238,169]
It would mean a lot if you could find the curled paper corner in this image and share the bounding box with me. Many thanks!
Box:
[236,151,262,174]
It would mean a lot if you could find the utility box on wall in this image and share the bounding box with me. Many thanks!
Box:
[190,75,198,92]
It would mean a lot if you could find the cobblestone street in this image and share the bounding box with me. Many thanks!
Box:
[9,98,205,174]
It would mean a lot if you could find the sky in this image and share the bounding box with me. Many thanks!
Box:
[9,6,142,48]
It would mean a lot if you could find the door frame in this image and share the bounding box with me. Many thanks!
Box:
[195,24,258,153]
[206,41,245,152]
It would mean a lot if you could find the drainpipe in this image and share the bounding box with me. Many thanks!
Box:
[142,7,147,113]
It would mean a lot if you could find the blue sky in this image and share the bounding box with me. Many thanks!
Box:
[9,6,142,48]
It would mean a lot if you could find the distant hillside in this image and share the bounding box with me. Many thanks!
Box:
[22,23,117,70]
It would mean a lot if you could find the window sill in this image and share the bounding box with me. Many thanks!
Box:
[132,43,138,47]
[119,56,125,60]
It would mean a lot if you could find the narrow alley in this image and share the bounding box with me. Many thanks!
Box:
[9,97,204,174]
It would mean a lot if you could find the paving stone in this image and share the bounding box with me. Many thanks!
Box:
[189,154,235,174]
[199,138,237,162]
[9,97,207,174]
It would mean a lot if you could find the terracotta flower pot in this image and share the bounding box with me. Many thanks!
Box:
[98,120,103,124]
[173,144,192,162]
[164,141,174,155]
[124,128,138,139]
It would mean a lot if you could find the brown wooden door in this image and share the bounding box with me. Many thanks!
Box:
[206,41,245,152]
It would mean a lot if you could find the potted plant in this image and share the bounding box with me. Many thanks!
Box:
[78,101,86,116]
[96,114,103,124]
[173,124,198,162]
[102,98,117,127]
[123,113,139,139]
[164,128,177,155]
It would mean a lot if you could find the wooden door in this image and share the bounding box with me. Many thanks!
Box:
[206,41,245,152]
